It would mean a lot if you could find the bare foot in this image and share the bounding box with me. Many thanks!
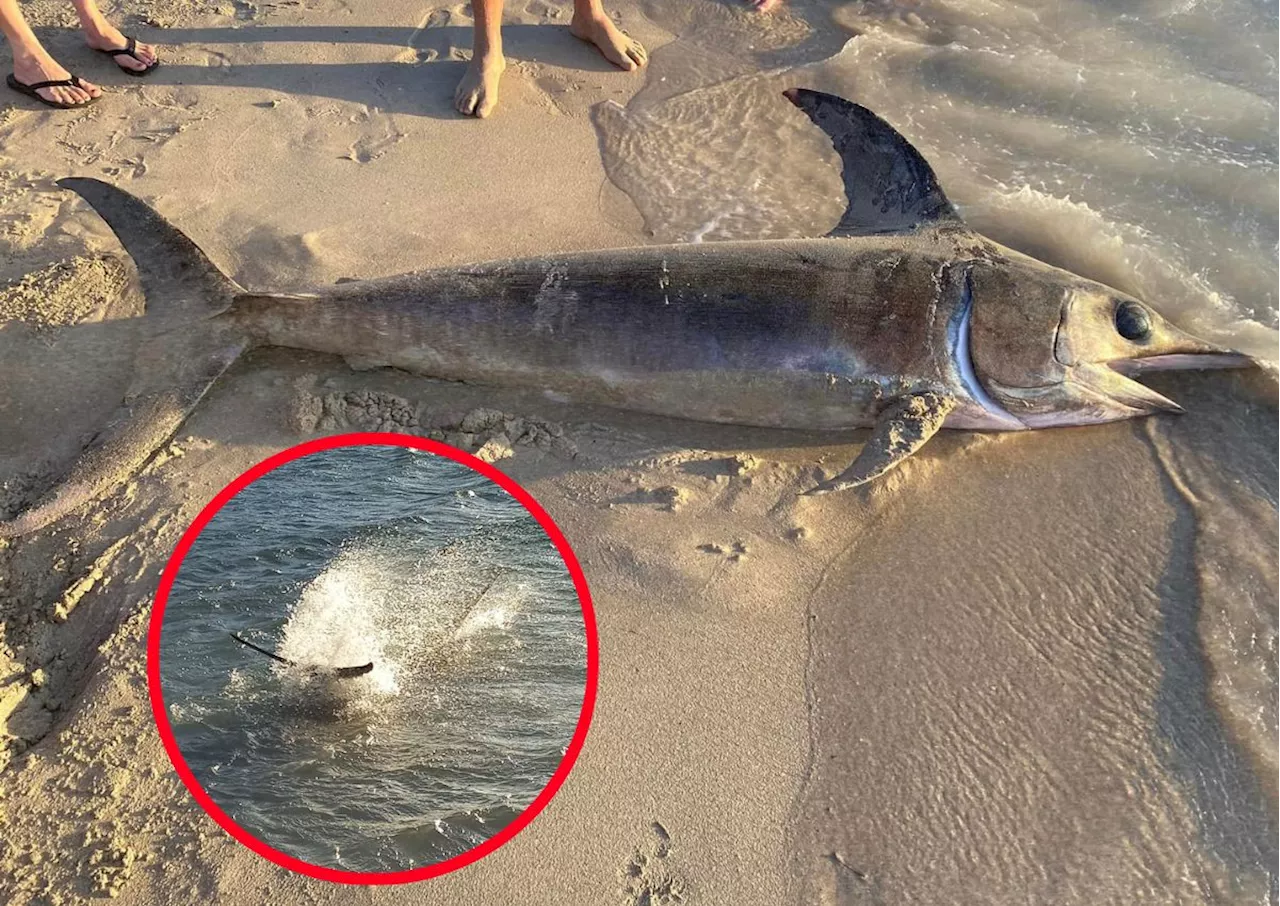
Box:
[749,0,782,11]
[83,22,159,73]
[569,13,647,71]
[455,47,506,118]
[10,51,102,106]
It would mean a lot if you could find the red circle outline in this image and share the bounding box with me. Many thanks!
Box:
[146,432,598,884]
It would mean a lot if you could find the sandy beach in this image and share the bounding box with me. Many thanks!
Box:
[1,0,1276,902]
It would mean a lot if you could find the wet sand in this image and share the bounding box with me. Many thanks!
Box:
[1,0,1276,902]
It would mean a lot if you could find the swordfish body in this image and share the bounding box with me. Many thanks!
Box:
[0,89,1249,538]
[230,234,1000,432]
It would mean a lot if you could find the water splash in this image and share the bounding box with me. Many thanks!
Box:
[278,557,398,697]
[454,597,519,640]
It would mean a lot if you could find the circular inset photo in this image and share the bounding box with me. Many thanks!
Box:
[148,435,595,882]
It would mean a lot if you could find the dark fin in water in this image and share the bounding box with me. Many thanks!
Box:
[443,572,506,636]
[783,89,961,237]
[0,181,251,539]
[230,633,374,679]
[473,573,501,603]
[805,391,956,494]
[231,632,297,666]
[331,663,375,679]
[56,177,242,322]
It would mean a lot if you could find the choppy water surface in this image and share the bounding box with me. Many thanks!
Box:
[592,2,1276,900]
[158,445,586,873]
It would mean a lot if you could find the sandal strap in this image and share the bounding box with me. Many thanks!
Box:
[22,76,82,90]
[106,36,140,60]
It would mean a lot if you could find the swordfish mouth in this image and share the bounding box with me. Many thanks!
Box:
[1073,341,1254,420]
[1101,332,1254,414]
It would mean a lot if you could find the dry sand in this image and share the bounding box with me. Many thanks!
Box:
[0,0,1276,903]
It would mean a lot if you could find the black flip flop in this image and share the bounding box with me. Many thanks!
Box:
[96,36,159,77]
[6,73,99,109]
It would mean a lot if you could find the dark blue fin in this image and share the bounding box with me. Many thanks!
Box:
[784,89,961,237]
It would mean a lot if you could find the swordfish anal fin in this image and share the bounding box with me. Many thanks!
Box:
[0,180,250,539]
[784,89,962,237]
[805,392,958,495]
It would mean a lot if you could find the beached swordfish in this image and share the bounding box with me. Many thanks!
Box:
[1,89,1249,538]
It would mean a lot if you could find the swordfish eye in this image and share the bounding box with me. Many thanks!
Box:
[1114,300,1152,342]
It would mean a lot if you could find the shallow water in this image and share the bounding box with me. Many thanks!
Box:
[790,379,1278,904]
[157,445,586,873]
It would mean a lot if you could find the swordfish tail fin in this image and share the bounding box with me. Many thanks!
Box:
[0,180,251,539]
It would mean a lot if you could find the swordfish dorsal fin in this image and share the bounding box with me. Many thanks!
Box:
[784,89,961,237]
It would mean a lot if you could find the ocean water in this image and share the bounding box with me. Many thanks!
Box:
[157,445,587,874]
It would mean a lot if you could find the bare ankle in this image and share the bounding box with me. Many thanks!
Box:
[78,16,114,39]
[472,36,504,64]
[571,9,609,28]
[10,45,57,73]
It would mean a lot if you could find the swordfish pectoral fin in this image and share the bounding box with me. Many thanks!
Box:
[804,392,958,495]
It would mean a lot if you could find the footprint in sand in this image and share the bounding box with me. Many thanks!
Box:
[614,485,689,512]
[343,125,407,163]
[225,0,257,21]
[830,0,954,46]
[619,822,686,906]
[696,540,748,562]
[679,454,757,482]
[524,0,566,20]
[812,850,877,906]
[405,5,471,63]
